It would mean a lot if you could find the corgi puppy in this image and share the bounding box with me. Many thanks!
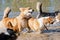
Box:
[28,16,54,33]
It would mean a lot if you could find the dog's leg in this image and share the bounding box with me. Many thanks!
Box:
[44,25,48,30]
[36,29,41,34]
[17,21,22,36]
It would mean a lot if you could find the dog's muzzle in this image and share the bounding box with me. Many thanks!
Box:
[28,9,34,13]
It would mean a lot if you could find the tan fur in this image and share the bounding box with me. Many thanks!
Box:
[3,7,11,19]
[1,7,34,35]
[2,18,19,32]
[56,13,60,20]
[54,13,60,24]
[28,17,54,33]
[28,18,40,31]
[43,17,53,25]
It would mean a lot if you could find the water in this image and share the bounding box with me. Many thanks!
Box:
[1,0,5,11]
[0,12,20,20]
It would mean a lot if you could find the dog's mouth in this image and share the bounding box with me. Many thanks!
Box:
[25,9,34,18]
[51,19,56,24]
[26,15,32,19]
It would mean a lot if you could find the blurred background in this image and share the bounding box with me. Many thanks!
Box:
[0,0,60,40]
[0,0,60,12]
[0,0,60,19]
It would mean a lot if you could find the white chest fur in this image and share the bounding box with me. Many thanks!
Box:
[38,17,50,28]
[38,18,44,28]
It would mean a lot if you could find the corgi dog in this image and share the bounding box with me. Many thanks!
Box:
[0,7,34,35]
[28,16,54,33]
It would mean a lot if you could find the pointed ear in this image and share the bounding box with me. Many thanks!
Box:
[19,8,25,12]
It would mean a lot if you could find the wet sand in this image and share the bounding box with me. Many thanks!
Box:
[17,25,60,40]
[16,12,60,40]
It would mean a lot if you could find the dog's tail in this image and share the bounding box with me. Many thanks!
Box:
[3,7,11,19]
[36,2,42,18]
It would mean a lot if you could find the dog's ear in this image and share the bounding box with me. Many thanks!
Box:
[19,8,25,12]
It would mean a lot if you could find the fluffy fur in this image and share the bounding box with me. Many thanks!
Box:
[28,16,54,33]
[54,13,60,24]
[0,7,34,35]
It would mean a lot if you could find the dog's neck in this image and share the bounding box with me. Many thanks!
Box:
[16,13,29,20]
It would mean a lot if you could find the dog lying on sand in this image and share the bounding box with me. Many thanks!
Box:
[0,7,34,36]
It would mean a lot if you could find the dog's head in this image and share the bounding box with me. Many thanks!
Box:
[43,16,55,25]
[55,13,60,21]
[19,7,34,18]
[53,13,60,24]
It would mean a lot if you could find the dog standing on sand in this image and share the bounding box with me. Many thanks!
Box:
[0,7,34,35]
[28,16,55,33]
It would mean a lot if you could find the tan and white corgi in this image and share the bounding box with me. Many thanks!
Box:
[28,16,54,33]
